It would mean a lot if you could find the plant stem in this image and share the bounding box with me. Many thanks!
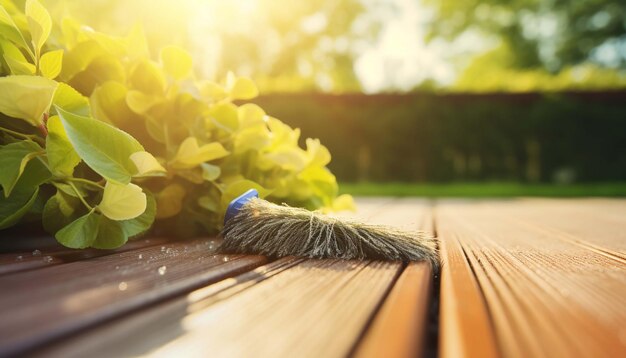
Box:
[38,113,49,138]
[69,181,94,211]
[65,177,105,190]
[37,123,48,137]
[0,126,44,144]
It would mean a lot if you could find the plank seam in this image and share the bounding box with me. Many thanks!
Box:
[425,201,440,358]
[346,262,407,357]
[456,240,501,352]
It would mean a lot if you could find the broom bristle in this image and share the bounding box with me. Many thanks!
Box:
[220,198,438,266]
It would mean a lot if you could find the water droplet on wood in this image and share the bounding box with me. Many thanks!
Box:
[158,266,167,275]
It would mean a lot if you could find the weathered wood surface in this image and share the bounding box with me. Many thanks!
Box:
[438,229,499,358]
[37,198,433,358]
[437,199,626,358]
[490,198,626,259]
[0,238,267,356]
[354,201,434,358]
[1,198,625,357]
[0,237,169,276]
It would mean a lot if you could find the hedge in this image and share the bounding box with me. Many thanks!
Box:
[253,92,626,183]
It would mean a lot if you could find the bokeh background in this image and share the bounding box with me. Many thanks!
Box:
[43,0,626,195]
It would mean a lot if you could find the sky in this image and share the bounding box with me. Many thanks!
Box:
[355,0,453,92]
[353,0,494,93]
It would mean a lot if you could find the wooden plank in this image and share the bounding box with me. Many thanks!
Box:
[0,234,65,252]
[37,198,431,357]
[41,259,401,358]
[40,257,305,357]
[0,238,267,356]
[134,259,401,357]
[438,232,499,358]
[504,198,626,259]
[335,197,398,221]
[354,199,434,357]
[0,237,169,276]
[437,199,626,358]
[354,262,433,358]
[362,198,432,229]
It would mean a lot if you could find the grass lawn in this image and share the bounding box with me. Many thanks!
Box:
[338,182,626,197]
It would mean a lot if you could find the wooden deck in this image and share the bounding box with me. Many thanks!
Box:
[0,198,625,357]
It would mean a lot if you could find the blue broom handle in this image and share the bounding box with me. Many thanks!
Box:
[224,189,259,224]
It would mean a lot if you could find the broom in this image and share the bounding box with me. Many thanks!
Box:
[220,189,438,266]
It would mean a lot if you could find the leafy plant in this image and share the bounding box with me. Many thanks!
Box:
[0,0,353,248]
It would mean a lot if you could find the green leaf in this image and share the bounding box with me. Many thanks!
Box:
[305,138,331,167]
[130,151,166,177]
[93,215,126,249]
[128,59,165,95]
[226,73,258,100]
[25,0,51,58]
[120,192,155,238]
[4,54,36,75]
[238,103,266,127]
[171,137,230,169]
[328,194,356,212]
[235,125,271,153]
[0,144,50,230]
[55,209,99,249]
[259,148,308,171]
[52,82,90,116]
[0,141,43,196]
[201,163,221,181]
[1,39,35,75]
[17,151,51,190]
[90,81,134,124]
[42,189,81,233]
[46,115,80,176]
[197,195,218,212]
[155,183,186,219]
[54,207,129,249]
[98,181,147,220]
[160,45,192,80]
[52,181,88,198]
[266,118,300,149]
[0,5,32,58]
[56,107,144,184]
[60,40,105,80]
[209,102,239,132]
[126,90,159,114]
[67,55,125,95]
[39,49,63,79]
[0,186,39,229]
[0,75,58,125]
[199,80,227,101]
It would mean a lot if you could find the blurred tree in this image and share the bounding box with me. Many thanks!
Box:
[38,0,383,92]
[425,0,626,70]
[454,42,626,92]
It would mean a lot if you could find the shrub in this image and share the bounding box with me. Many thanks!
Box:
[0,0,352,248]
